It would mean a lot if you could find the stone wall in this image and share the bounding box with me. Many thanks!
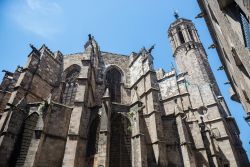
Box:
[0,45,64,166]
[197,0,250,117]
[34,103,72,167]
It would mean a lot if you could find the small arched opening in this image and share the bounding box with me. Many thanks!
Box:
[177,26,185,44]
[187,25,195,41]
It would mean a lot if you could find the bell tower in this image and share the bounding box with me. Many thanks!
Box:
[168,14,220,95]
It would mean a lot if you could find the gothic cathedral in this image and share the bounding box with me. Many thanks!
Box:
[0,17,249,167]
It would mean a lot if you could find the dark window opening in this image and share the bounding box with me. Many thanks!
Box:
[106,68,122,103]
[177,27,185,44]
[187,26,194,41]
[62,69,80,105]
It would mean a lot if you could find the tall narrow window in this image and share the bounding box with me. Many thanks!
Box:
[187,25,194,41]
[177,26,185,44]
[240,12,250,50]
[62,69,80,105]
[106,68,122,103]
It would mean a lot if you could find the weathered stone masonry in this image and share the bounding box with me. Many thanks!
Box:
[0,18,248,167]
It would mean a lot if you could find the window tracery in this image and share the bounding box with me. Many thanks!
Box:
[62,69,80,105]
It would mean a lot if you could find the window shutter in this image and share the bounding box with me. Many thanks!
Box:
[240,12,250,50]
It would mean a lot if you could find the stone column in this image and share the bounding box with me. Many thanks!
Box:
[175,105,197,167]
[189,120,210,167]
[182,25,190,43]
[130,101,147,167]
[199,120,220,167]
[173,29,181,47]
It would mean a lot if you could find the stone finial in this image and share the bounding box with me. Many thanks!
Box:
[88,34,92,41]
[139,47,147,54]
[84,34,98,51]
[54,51,63,62]
[29,44,37,51]
[2,70,13,76]
[29,44,41,56]
[148,44,155,53]
[174,10,179,19]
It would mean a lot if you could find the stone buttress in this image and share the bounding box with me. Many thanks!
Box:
[0,18,248,167]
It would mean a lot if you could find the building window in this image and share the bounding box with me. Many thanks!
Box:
[106,68,122,103]
[177,26,185,44]
[62,69,79,105]
[240,12,250,50]
[187,25,194,41]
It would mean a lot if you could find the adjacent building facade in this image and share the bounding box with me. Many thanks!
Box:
[0,18,248,167]
[197,0,250,122]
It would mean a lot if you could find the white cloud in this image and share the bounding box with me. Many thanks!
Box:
[10,0,63,38]
[26,0,62,14]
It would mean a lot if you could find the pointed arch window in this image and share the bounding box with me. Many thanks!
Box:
[62,69,80,105]
[106,68,122,103]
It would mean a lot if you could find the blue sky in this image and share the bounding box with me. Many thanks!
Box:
[1,0,249,158]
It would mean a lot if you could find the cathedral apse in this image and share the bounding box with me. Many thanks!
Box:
[0,17,248,167]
